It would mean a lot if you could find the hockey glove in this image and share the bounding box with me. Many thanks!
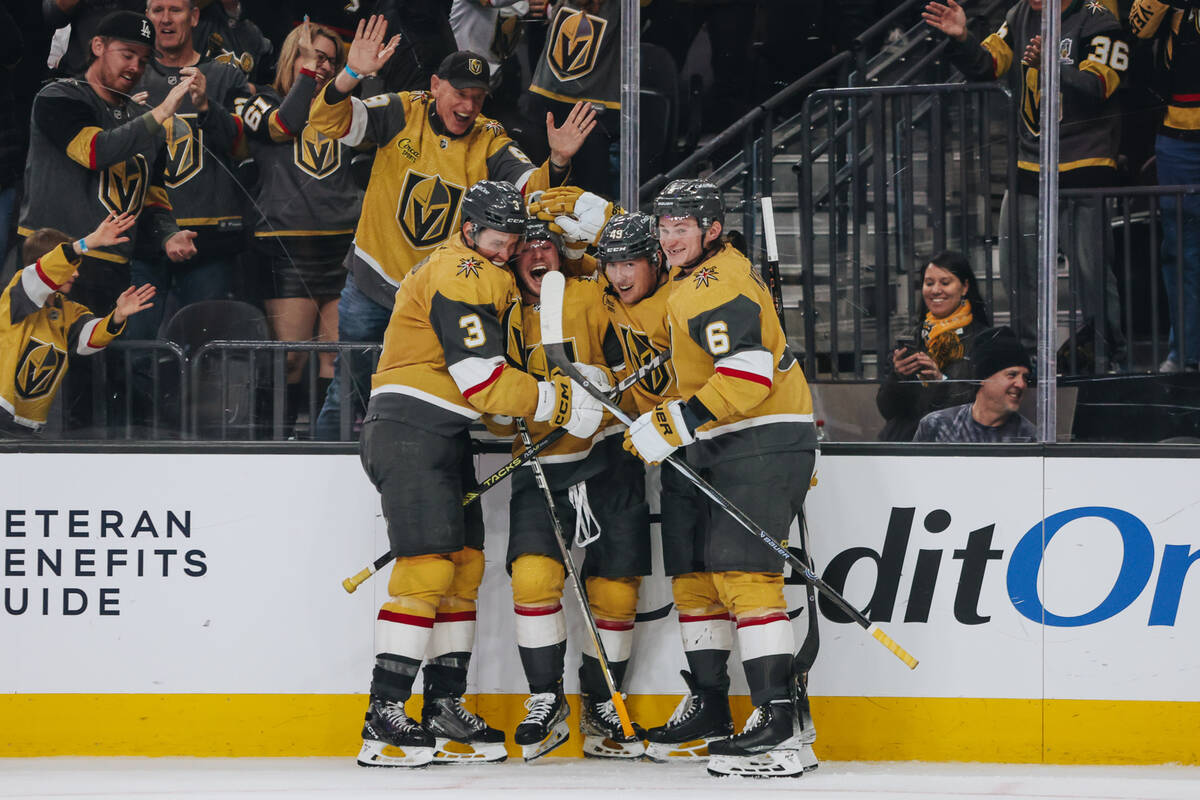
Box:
[528,187,614,249]
[571,362,614,393]
[534,373,605,439]
[623,399,695,464]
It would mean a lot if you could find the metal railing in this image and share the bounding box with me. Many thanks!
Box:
[797,82,1016,376]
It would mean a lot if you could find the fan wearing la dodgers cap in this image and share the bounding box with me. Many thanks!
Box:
[16,9,201,314]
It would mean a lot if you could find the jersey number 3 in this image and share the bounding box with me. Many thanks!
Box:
[460,314,486,348]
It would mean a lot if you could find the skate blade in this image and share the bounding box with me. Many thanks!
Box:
[432,737,508,764]
[582,734,645,759]
[706,745,819,778]
[520,723,569,762]
[644,738,718,762]
[356,739,434,768]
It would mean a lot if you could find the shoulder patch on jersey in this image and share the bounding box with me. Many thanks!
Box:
[692,266,719,288]
[1085,0,1106,14]
[484,119,506,137]
[456,257,484,279]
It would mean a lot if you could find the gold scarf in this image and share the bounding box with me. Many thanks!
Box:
[922,299,973,370]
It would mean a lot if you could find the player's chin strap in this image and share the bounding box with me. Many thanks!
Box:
[568,481,601,548]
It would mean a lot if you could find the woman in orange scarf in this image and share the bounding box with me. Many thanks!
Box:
[876,251,991,441]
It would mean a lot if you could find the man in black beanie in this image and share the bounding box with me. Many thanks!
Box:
[913,326,1036,443]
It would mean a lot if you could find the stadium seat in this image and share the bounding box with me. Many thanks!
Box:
[164,300,272,440]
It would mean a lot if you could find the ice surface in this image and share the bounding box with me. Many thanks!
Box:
[1,758,1196,800]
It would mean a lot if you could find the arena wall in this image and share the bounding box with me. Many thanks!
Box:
[3,451,1197,764]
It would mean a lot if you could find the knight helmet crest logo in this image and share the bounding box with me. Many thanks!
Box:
[468,57,483,75]
[15,338,67,401]
[163,114,203,189]
[397,171,465,249]
[98,154,149,217]
[294,125,340,179]
[547,7,608,82]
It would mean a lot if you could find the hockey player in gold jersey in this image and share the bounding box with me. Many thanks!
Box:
[1,213,156,437]
[306,15,596,438]
[626,179,819,778]
[355,180,605,768]
[493,218,651,761]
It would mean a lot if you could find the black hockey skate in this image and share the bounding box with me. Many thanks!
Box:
[643,670,733,761]
[514,689,570,761]
[579,693,645,759]
[706,699,818,778]
[421,695,508,763]
[357,697,436,768]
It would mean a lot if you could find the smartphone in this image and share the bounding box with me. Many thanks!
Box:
[896,337,918,356]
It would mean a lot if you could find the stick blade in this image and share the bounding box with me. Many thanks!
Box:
[540,270,566,345]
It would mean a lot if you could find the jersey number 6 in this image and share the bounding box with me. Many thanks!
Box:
[705,321,730,355]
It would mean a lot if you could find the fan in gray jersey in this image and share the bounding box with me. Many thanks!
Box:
[124,0,252,341]
[237,22,362,436]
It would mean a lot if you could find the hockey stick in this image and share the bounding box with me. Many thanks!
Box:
[761,194,821,676]
[760,196,786,327]
[540,271,918,670]
[342,347,672,593]
[515,418,637,738]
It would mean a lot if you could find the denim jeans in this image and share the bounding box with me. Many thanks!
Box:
[1157,134,1200,366]
[125,254,236,340]
[314,270,392,441]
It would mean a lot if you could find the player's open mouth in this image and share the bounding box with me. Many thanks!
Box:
[529,266,549,281]
[454,112,471,124]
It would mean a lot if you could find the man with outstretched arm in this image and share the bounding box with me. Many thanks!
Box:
[622,179,820,778]
[306,14,595,439]
[354,180,604,768]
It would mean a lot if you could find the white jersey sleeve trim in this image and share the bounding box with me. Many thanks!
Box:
[340,97,370,147]
[448,354,507,398]
[714,349,774,383]
[370,384,481,419]
[513,167,535,192]
[75,318,107,356]
[21,263,56,307]
[694,412,814,440]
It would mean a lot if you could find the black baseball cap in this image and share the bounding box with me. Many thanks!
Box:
[94,10,156,50]
[436,51,491,91]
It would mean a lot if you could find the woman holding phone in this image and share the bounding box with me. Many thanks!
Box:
[876,251,991,441]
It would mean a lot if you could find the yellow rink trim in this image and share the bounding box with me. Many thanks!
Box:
[2,694,1197,764]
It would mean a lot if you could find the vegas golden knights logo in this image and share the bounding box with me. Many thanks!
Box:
[523,339,578,381]
[618,326,672,396]
[547,7,608,82]
[397,171,465,249]
[15,338,66,401]
[294,125,340,179]
[164,113,203,188]
[98,153,149,217]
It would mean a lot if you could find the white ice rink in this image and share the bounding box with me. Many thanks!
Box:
[2,758,1197,800]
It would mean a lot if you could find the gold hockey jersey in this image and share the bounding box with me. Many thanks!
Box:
[309,85,560,308]
[1,244,124,430]
[498,274,624,482]
[599,270,678,415]
[666,243,815,464]
[368,233,540,436]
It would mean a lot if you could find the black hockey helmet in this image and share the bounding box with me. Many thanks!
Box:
[461,180,527,236]
[523,217,564,254]
[653,178,724,230]
[597,212,661,266]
